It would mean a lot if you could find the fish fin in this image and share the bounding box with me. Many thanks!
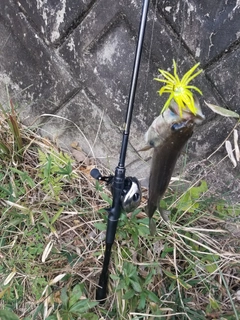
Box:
[149,218,156,236]
[138,145,153,152]
[159,207,170,222]
[148,209,170,235]
[145,204,156,236]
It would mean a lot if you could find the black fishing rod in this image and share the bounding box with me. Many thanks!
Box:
[90,0,149,303]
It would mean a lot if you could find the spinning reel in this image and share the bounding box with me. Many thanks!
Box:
[90,168,142,213]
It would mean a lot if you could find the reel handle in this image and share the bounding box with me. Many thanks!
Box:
[90,168,102,180]
[90,168,142,212]
[90,168,113,184]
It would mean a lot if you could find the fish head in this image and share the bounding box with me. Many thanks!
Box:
[168,96,205,125]
[144,96,205,148]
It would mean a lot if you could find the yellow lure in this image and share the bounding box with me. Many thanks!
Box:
[154,60,203,117]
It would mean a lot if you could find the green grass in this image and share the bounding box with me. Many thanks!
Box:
[0,104,240,320]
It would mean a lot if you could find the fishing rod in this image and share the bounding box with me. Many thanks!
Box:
[90,0,150,303]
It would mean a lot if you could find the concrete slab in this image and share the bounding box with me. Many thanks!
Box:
[39,87,152,191]
[0,1,79,121]
[59,0,217,128]
[18,0,93,45]
[207,46,240,114]
[158,0,240,66]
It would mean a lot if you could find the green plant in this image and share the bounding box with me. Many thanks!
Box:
[37,148,76,199]
[0,166,35,203]
[48,283,98,320]
[0,309,19,320]
[113,261,160,312]
[0,97,23,160]
[1,104,240,319]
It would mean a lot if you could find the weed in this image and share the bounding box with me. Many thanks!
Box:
[0,94,23,160]
[37,148,77,199]
[0,103,240,319]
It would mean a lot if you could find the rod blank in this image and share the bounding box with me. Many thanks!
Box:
[96,0,150,303]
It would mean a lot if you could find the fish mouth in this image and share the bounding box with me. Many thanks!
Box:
[168,98,205,124]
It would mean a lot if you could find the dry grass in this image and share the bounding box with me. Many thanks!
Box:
[0,108,240,320]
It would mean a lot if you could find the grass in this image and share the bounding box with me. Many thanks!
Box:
[0,101,240,320]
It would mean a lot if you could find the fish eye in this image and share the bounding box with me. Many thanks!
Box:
[149,140,155,147]
[171,123,180,131]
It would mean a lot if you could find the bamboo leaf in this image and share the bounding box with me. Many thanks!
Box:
[205,101,240,118]
[178,278,192,290]
[0,287,10,299]
[51,207,64,225]
[0,141,11,155]
[163,269,177,279]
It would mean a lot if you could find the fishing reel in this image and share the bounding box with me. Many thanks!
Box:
[90,168,142,212]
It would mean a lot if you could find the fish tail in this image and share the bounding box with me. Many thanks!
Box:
[145,202,157,236]
[159,206,170,222]
[149,218,156,236]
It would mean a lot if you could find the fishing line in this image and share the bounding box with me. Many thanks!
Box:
[176,0,186,64]
[143,0,158,102]
[174,0,195,200]
[125,1,159,168]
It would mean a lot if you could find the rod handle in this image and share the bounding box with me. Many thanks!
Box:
[96,271,108,303]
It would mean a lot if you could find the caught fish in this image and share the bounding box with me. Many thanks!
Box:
[144,97,205,235]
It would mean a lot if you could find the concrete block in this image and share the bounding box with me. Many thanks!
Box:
[158,0,240,66]
[18,0,93,45]
[0,1,78,121]
[39,88,151,184]
[207,46,240,114]
[59,0,217,129]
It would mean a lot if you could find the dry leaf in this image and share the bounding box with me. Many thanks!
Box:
[49,273,66,286]
[72,149,89,165]
[205,101,240,118]
[4,267,16,285]
[42,241,53,263]
[71,141,81,150]
[236,290,240,301]
[234,129,240,161]
[225,140,237,167]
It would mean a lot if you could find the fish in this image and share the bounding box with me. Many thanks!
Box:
[144,97,205,235]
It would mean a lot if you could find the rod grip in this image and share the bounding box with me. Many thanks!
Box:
[96,271,108,303]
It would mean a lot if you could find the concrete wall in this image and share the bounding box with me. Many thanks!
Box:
[1,0,240,202]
